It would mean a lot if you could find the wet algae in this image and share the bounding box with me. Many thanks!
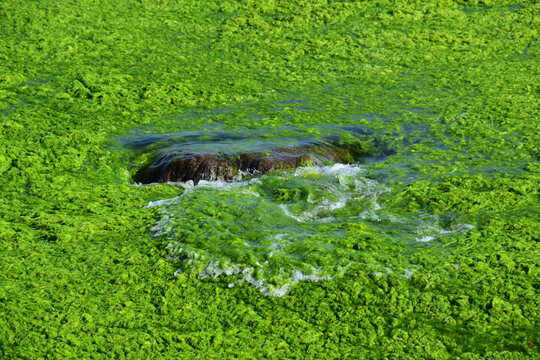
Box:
[1,0,539,358]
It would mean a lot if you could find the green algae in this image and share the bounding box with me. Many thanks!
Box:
[1,0,539,358]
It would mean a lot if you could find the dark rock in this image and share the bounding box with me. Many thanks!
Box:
[134,141,357,184]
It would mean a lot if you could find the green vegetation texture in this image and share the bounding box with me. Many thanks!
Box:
[0,0,538,358]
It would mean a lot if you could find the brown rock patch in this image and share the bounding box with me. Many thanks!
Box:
[134,142,356,184]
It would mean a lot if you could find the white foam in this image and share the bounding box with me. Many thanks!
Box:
[414,218,475,243]
[369,268,415,279]
[327,199,347,211]
[279,204,305,222]
[355,210,381,221]
[146,162,475,296]
[144,199,174,208]
[276,165,387,223]
[295,163,365,178]
[452,223,475,231]
[268,234,290,250]
[168,241,341,297]
[416,236,436,242]
[398,269,414,279]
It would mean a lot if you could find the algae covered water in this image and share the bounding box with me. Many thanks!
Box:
[1,0,539,358]
[142,153,473,296]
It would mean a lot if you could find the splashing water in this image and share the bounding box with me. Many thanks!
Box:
[145,164,472,296]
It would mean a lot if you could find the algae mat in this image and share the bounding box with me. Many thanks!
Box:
[1,0,539,358]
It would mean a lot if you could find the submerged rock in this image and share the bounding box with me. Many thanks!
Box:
[134,142,356,184]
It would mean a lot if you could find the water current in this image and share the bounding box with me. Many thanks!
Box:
[141,162,473,296]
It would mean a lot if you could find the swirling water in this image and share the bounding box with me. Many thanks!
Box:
[144,163,472,296]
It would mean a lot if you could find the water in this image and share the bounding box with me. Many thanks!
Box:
[119,117,484,296]
[144,163,473,296]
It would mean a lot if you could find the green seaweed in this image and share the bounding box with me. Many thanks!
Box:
[0,0,538,358]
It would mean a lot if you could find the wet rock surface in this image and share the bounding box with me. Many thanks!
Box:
[134,142,357,184]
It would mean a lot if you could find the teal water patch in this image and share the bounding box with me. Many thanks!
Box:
[144,164,473,296]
